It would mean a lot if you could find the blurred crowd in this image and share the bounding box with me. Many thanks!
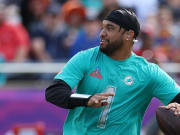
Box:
[0,0,179,80]
[0,0,179,63]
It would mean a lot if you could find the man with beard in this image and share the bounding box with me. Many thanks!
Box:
[45,8,180,135]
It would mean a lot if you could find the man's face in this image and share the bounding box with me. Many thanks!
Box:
[100,20,125,56]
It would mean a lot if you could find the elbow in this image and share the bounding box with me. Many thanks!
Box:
[44,79,72,109]
[44,85,70,109]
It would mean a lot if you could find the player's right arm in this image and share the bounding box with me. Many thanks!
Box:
[45,79,114,109]
[45,79,91,109]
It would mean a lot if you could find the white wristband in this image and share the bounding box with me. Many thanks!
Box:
[70,93,91,99]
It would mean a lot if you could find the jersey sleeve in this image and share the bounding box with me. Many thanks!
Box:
[150,64,180,105]
[55,51,89,89]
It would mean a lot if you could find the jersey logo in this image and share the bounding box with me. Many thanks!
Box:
[89,68,102,79]
[124,76,133,85]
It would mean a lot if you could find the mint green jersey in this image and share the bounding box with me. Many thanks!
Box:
[55,47,180,135]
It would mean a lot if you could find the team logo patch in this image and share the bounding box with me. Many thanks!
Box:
[89,68,102,79]
[124,76,133,85]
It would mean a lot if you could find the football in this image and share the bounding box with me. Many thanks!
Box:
[156,106,180,135]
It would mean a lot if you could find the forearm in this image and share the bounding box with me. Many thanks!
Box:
[45,79,91,109]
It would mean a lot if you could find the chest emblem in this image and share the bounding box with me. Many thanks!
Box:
[89,68,102,79]
[124,76,133,85]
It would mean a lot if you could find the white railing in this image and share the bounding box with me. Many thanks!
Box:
[0,62,65,73]
[160,63,180,73]
[0,62,179,73]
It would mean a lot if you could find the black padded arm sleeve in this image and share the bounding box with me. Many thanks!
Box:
[45,79,91,109]
[170,92,180,104]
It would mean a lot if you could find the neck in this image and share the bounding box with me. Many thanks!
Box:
[110,43,132,60]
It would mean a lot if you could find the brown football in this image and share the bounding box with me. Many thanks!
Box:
[156,106,180,135]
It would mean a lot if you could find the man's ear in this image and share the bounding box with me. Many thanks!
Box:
[125,30,135,41]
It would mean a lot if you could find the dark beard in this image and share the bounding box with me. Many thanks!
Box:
[100,40,123,56]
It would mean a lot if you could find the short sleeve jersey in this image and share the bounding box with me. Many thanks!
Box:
[55,47,180,135]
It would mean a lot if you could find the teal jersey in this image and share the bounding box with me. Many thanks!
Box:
[55,47,180,135]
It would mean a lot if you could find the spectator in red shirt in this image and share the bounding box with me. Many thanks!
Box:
[0,3,30,62]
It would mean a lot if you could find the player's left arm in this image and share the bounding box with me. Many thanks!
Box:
[163,93,180,116]
[150,64,180,115]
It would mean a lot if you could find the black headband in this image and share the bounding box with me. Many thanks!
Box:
[104,9,140,38]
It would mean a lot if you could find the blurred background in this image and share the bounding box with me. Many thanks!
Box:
[0,0,180,134]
